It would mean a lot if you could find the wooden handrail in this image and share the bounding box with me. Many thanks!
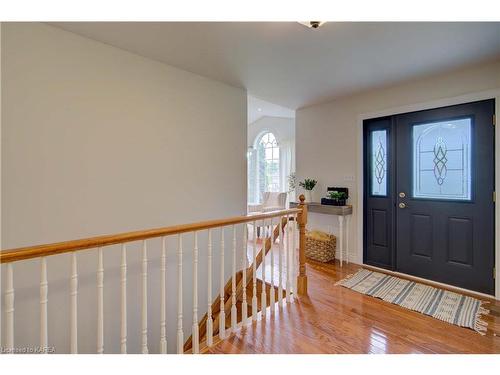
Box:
[0,208,301,264]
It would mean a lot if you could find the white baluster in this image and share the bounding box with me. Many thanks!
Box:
[286,215,292,303]
[252,221,258,321]
[5,263,14,351]
[97,248,104,354]
[231,225,237,330]
[40,257,48,353]
[219,227,226,339]
[177,234,184,354]
[160,237,167,354]
[192,231,200,354]
[241,224,248,325]
[269,218,275,312]
[206,229,214,346]
[261,219,267,318]
[292,214,297,296]
[278,217,284,308]
[70,252,78,353]
[120,244,127,354]
[141,240,148,354]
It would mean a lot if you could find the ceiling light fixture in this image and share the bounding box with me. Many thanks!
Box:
[298,21,326,29]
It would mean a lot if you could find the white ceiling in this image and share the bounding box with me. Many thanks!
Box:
[51,22,500,109]
[247,96,294,124]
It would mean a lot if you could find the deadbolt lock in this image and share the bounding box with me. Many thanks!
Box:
[399,192,406,198]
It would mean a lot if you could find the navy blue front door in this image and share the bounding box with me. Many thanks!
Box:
[364,99,495,294]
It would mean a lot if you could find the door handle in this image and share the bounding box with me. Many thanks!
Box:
[399,202,406,209]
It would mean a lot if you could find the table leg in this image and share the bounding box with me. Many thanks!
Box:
[338,216,344,267]
[345,215,350,264]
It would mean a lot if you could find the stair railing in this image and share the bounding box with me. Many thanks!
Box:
[0,195,308,354]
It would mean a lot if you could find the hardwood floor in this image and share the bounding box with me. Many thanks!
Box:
[207,258,500,354]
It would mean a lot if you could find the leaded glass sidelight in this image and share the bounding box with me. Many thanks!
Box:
[371,129,387,196]
[412,118,471,200]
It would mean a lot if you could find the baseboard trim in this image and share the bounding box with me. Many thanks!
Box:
[361,263,498,301]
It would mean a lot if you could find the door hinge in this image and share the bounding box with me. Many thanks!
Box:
[494,191,496,202]
[493,114,496,126]
[494,267,496,279]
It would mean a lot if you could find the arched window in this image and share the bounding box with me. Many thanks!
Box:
[248,132,280,203]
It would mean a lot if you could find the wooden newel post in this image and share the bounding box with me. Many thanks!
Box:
[296,194,308,295]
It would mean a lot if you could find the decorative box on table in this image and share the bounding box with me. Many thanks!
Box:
[321,187,349,206]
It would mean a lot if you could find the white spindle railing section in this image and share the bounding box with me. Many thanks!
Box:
[269,218,276,313]
[278,219,284,308]
[177,234,184,354]
[241,225,248,324]
[97,248,104,354]
[120,244,127,354]
[219,227,226,340]
[192,232,199,354]
[70,252,78,354]
[260,219,267,319]
[141,240,148,354]
[1,204,306,354]
[160,237,167,354]
[40,257,48,353]
[206,229,213,347]
[231,225,237,330]
[5,263,14,351]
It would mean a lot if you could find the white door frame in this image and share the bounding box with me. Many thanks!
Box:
[356,89,500,299]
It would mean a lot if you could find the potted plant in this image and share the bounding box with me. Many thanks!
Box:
[299,178,317,202]
[327,191,348,206]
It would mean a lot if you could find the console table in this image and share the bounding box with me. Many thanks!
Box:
[290,202,353,266]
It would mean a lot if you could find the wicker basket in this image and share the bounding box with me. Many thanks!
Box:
[305,230,336,263]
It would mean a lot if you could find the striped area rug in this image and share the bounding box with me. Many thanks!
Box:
[336,269,489,334]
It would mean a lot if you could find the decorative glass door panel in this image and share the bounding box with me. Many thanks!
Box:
[412,118,471,200]
[371,129,388,196]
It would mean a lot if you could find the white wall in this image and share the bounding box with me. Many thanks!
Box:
[296,59,500,263]
[1,23,247,353]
